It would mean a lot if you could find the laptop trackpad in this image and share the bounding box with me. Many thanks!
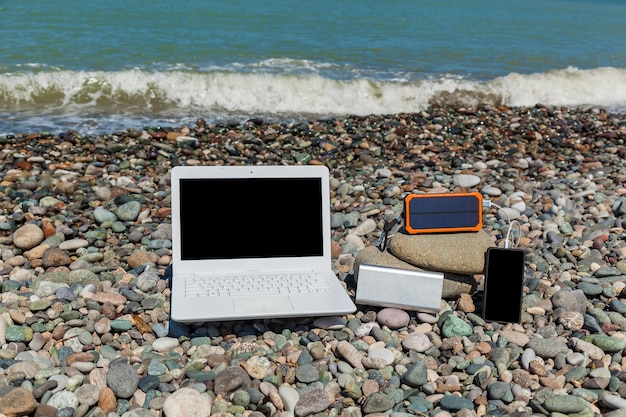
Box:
[232,296,293,314]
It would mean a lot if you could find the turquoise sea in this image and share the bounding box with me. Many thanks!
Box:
[1,0,625,134]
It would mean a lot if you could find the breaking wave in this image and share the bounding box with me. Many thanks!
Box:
[0,65,624,134]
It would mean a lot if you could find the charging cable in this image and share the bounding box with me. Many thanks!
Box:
[483,199,520,248]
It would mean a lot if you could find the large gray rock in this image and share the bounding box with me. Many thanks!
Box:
[354,246,477,299]
[388,230,495,274]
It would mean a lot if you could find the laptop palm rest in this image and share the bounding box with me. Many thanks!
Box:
[232,296,293,314]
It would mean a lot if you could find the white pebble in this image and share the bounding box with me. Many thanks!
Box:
[279,384,300,412]
[481,186,502,197]
[402,332,431,353]
[602,394,626,410]
[152,337,180,352]
[312,316,347,330]
[367,347,395,365]
[416,312,439,324]
[497,207,521,221]
[354,218,377,236]
[354,322,379,337]
[453,174,480,188]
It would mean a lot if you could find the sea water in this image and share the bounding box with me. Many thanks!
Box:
[1,0,625,134]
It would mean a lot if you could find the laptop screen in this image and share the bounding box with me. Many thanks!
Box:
[179,177,324,260]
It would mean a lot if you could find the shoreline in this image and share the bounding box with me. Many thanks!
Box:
[1,105,626,417]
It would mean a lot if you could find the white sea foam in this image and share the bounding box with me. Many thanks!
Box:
[0,66,624,134]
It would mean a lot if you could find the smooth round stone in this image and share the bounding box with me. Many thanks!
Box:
[487,381,514,403]
[13,223,44,250]
[527,338,569,358]
[276,384,299,412]
[354,218,377,236]
[28,333,47,351]
[116,201,142,221]
[481,186,502,197]
[610,299,626,314]
[367,347,395,365]
[29,300,51,312]
[520,349,537,370]
[232,389,251,407]
[543,395,588,413]
[147,359,168,376]
[72,361,95,373]
[106,362,140,399]
[112,221,127,233]
[58,239,89,251]
[312,316,347,330]
[565,366,588,382]
[162,387,212,417]
[602,393,626,409]
[148,239,172,249]
[362,392,395,414]
[136,270,159,292]
[46,391,79,410]
[152,337,180,352]
[402,361,428,387]
[55,287,76,301]
[74,383,100,406]
[94,318,111,335]
[439,395,473,411]
[5,325,33,343]
[354,322,378,338]
[571,388,598,403]
[559,311,584,330]
[93,207,117,224]
[566,352,586,366]
[295,364,319,383]
[582,334,626,352]
[604,410,626,417]
[416,312,438,324]
[376,308,410,329]
[337,373,355,389]
[453,174,480,188]
[497,206,521,220]
[578,282,603,296]
[110,319,133,332]
[401,332,431,353]
[152,323,169,338]
[589,367,611,379]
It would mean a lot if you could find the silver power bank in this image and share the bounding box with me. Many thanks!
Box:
[355,264,443,313]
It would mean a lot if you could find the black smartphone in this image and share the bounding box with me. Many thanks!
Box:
[482,247,525,323]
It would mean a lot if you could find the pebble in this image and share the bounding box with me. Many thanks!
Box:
[106,361,140,399]
[543,395,589,413]
[0,108,625,417]
[527,337,569,358]
[294,388,332,417]
[376,308,410,329]
[162,388,212,417]
[440,314,473,338]
[602,394,626,410]
[401,332,431,352]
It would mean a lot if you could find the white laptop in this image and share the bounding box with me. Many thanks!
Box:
[169,165,356,322]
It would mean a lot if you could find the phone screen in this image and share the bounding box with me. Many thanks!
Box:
[482,247,525,323]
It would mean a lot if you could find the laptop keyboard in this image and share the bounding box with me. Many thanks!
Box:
[185,273,332,298]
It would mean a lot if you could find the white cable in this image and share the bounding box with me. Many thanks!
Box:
[483,200,519,248]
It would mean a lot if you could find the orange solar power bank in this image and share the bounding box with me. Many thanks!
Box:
[403,192,483,234]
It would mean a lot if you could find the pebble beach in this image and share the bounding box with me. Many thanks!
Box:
[1,105,626,417]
